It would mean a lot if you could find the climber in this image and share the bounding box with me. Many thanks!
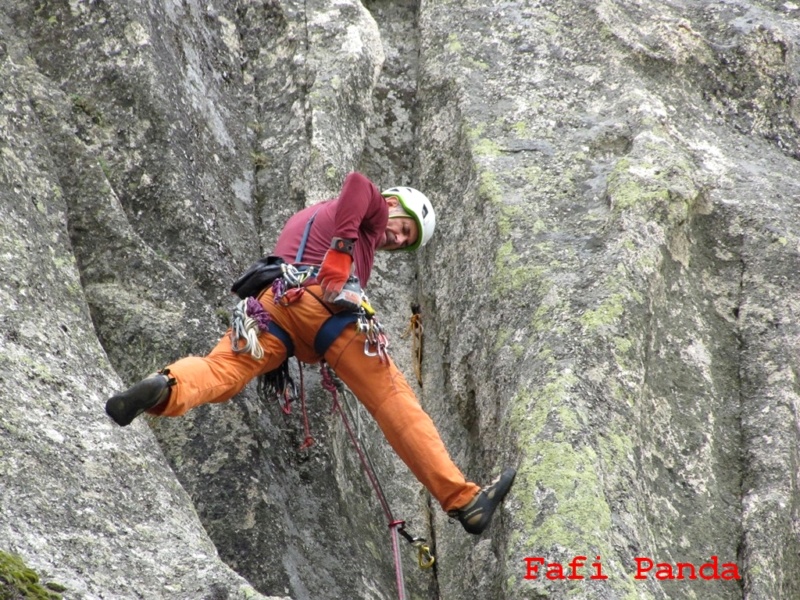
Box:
[104,171,515,535]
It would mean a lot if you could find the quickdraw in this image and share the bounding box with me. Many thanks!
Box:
[401,303,423,386]
[356,297,390,362]
[390,520,435,570]
[282,262,318,287]
[273,263,318,305]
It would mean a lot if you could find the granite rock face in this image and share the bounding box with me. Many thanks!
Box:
[1,0,798,599]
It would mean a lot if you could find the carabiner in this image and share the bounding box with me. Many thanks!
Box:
[364,339,380,357]
[413,540,435,569]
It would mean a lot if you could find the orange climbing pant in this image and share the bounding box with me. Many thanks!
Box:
[151,285,480,512]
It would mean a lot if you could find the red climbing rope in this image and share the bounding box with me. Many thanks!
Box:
[319,362,434,599]
[274,359,434,599]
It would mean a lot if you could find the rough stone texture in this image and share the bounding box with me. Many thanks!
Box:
[417,1,800,599]
[1,0,799,599]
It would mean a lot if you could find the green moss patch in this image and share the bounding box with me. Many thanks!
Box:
[0,551,64,600]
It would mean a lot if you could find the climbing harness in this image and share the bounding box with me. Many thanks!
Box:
[320,363,435,599]
[401,303,423,387]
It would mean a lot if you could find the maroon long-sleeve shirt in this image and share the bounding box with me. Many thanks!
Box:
[272,172,388,288]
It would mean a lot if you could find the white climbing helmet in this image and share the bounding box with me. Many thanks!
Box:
[381,186,436,251]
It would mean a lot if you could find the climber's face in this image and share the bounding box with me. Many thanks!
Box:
[378,196,419,251]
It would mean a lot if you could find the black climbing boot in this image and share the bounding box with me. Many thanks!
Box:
[449,467,516,535]
[105,371,174,427]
